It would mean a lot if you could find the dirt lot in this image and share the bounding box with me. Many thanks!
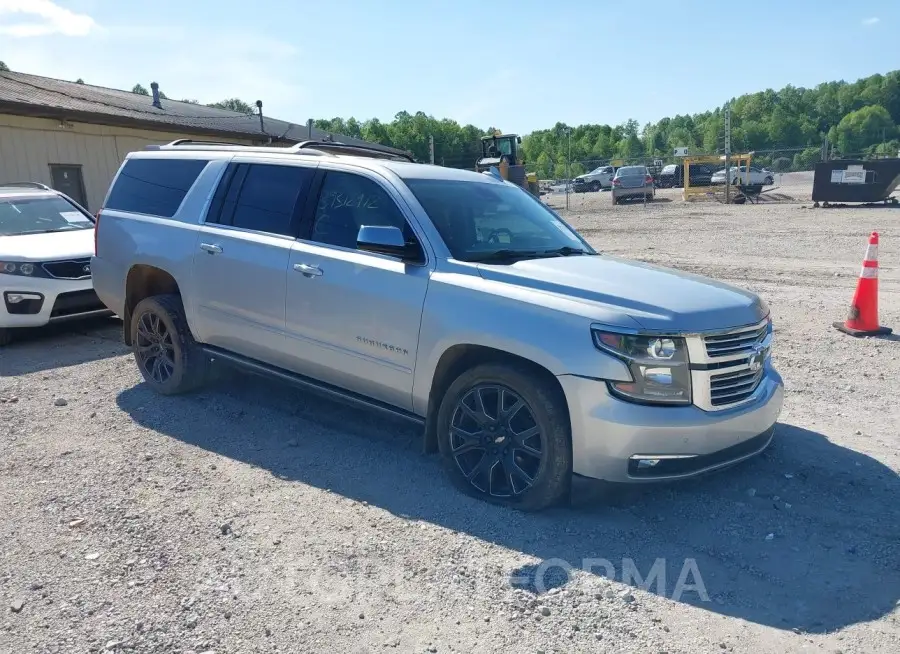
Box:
[2,179,899,653]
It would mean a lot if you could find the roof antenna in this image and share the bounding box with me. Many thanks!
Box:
[150,82,162,109]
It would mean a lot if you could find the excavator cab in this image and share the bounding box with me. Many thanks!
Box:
[475,133,540,196]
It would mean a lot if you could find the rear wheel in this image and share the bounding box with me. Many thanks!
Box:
[764,176,774,185]
[437,363,571,511]
[131,294,208,395]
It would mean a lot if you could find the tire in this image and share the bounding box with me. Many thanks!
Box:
[764,176,773,185]
[0,328,11,347]
[436,362,572,511]
[612,196,618,205]
[589,181,601,192]
[130,294,208,395]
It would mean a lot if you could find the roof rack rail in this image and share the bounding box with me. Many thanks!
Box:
[290,140,416,162]
[144,139,255,151]
[0,181,53,190]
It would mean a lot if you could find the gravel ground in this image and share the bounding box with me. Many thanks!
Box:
[2,179,899,653]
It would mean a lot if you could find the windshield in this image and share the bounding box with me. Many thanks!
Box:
[484,137,513,157]
[0,195,93,236]
[405,179,595,263]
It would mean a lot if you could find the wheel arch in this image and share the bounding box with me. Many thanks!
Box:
[123,264,182,345]
[422,344,569,454]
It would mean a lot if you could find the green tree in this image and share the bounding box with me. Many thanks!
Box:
[208,98,255,113]
[75,78,85,84]
[132,84,148,95]
[829,105,895,156]
[0,61,9,72]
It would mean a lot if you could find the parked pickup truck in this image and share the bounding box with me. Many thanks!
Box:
[91,140,784,511]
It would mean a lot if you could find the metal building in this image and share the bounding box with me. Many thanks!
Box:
[0,71,404,212]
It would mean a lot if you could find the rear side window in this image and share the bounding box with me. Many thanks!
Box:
[105,158,208,218]
[212,163,313,237]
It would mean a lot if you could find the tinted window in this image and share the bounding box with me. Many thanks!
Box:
[616,166,646,177]
[106,158,208,218]
[228,164,312,236]
[0,195,93,236]
[310,171,409,249]
[406,178,593,262]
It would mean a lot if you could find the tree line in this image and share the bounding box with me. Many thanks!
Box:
[310,71,900,176]
[2,61,896,175]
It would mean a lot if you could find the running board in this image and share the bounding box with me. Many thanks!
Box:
[201,346,425,426]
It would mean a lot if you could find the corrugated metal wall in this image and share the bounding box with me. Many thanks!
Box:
[0,114,257,211]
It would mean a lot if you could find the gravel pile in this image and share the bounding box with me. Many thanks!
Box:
[2,182,898,653]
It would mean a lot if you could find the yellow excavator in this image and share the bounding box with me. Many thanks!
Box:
[475,132,541,196]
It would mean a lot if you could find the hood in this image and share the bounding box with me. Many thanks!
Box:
[476,255,767,332]
[0,229,95,261]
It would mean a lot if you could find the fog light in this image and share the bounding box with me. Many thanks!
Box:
[635,459,661,469]
[6,292,42,304]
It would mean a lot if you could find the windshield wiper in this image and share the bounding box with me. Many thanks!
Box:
[465,246,595,264]
[464,249,550,263]
[543,246,595,257]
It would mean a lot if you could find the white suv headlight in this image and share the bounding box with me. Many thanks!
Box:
[592,329,692,405]
[1,261,36,276]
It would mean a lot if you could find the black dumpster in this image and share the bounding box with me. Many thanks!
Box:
[812,159,900,204]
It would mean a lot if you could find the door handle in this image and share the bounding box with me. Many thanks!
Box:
[293,263,323,277]
[200,243,223,255]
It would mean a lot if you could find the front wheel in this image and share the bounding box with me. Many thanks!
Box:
[437,363,572,511]
[130,294,209,395]
[764,176,774,185]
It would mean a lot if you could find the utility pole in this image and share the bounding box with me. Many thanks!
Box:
[429,135,435,165]
[565,128,571,211]
[723,102,731,205]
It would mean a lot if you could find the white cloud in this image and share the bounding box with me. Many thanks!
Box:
[862,17,880,26]
[0,0,97,37]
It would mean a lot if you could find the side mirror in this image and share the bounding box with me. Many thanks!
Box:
[357,225,421,262]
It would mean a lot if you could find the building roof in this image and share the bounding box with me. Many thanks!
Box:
[0,71,407,156]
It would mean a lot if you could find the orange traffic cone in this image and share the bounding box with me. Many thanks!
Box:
[833,231,892,337]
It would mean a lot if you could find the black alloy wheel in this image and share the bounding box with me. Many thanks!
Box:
[449,384,544,498]
[135,310,176,384]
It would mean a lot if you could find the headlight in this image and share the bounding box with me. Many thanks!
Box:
[592,330,691,405]
[1,261,36,276]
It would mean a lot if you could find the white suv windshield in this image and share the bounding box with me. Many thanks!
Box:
[0,195,93,236]
[405,179,595,263]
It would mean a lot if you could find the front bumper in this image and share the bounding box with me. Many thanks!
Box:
[558,364,784,483]
[0,273,111,329]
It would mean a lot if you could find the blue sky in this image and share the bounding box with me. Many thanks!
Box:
[1,0,897,134]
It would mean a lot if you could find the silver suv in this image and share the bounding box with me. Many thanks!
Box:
[91,140,783,510]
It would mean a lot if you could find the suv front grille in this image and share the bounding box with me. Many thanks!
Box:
[42,258,92,280]
[703,323,767,358]
[687,318,772,411]
[709,367,764,407]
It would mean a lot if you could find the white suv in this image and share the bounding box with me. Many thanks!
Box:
[0,183,112,345]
